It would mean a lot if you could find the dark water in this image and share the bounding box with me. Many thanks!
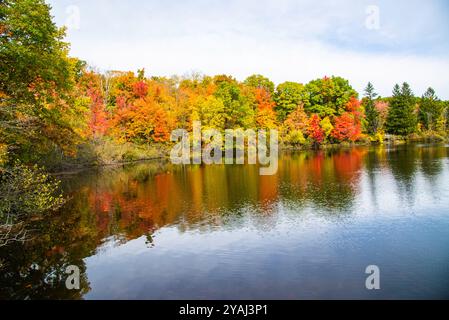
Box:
[1,144,449,299]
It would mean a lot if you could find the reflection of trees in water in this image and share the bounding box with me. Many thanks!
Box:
[363,147,389,209]
[364,145,447,209]
[417,145,447,199]
[418,146,445,180]
[0,162,171,299]
[59,150,367,242]
[381,145,447,207]
[386,146,420,206]
[279,148,365,213]
[0,205,92,299]
[1,145,447,299]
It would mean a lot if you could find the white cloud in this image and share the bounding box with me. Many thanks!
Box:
[49,0,449,99]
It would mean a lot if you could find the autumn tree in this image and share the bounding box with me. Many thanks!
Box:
[0,0,75,245]
[0,0,78,164]
[253,88,277,129]
[244,74,275,95]
[331,97,364,142]
[307,114,325,147]
[375,100,389,131]
[331,114,361,142]
[197,96,227,130]
[283,104,309,133]
[305,76,357,117]
[213,75,254,128]
[320,117,334,141]
[133,80,149,99]
[274,82,308,121]
[87,87,108,137]
[0,0,73,101]
[109,71,138,105]
[109,97,170,144]
[281,105,308,145]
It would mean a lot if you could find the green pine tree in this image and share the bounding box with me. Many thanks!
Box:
[418,88,443,131]
[363,82,379,134]
[386,83,417,135]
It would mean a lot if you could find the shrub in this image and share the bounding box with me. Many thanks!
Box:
[285,130,306,146]
[320,117,334,141]
[370,131,385,144]
[0,163,65,247]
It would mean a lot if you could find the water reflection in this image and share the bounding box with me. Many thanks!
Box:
[1,144,449,299]
[279,149,365,213]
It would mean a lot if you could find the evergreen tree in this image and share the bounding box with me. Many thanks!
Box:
[386,83,417,135]
[363,82,379,134]
[418,88,443,131]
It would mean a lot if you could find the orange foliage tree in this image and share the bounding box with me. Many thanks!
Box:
[283,104,309,133]
[109,97,170,143]
[87,87,108,137]
[255,88,277,129]
[331,97,364,142]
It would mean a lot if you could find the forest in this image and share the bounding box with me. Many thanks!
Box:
[1,0,449,246]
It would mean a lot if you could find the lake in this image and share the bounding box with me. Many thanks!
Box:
[1,144,449,299]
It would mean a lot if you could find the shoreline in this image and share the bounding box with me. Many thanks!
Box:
[49,136,449,176]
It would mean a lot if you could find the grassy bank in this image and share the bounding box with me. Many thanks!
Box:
[281,131,448,151]
[39,130,449,173]
[40,139,171,173]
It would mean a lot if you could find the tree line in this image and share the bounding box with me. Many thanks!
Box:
[54,67,449,150]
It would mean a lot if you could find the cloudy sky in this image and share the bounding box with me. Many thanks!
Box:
[47,0,449,98]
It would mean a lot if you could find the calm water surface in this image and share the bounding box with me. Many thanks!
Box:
[1,144,449,299]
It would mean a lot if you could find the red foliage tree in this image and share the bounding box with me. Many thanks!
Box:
[133,81,148,99]
[87,88,108,137]
[116,95,128,110]
[308,114,325,145]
